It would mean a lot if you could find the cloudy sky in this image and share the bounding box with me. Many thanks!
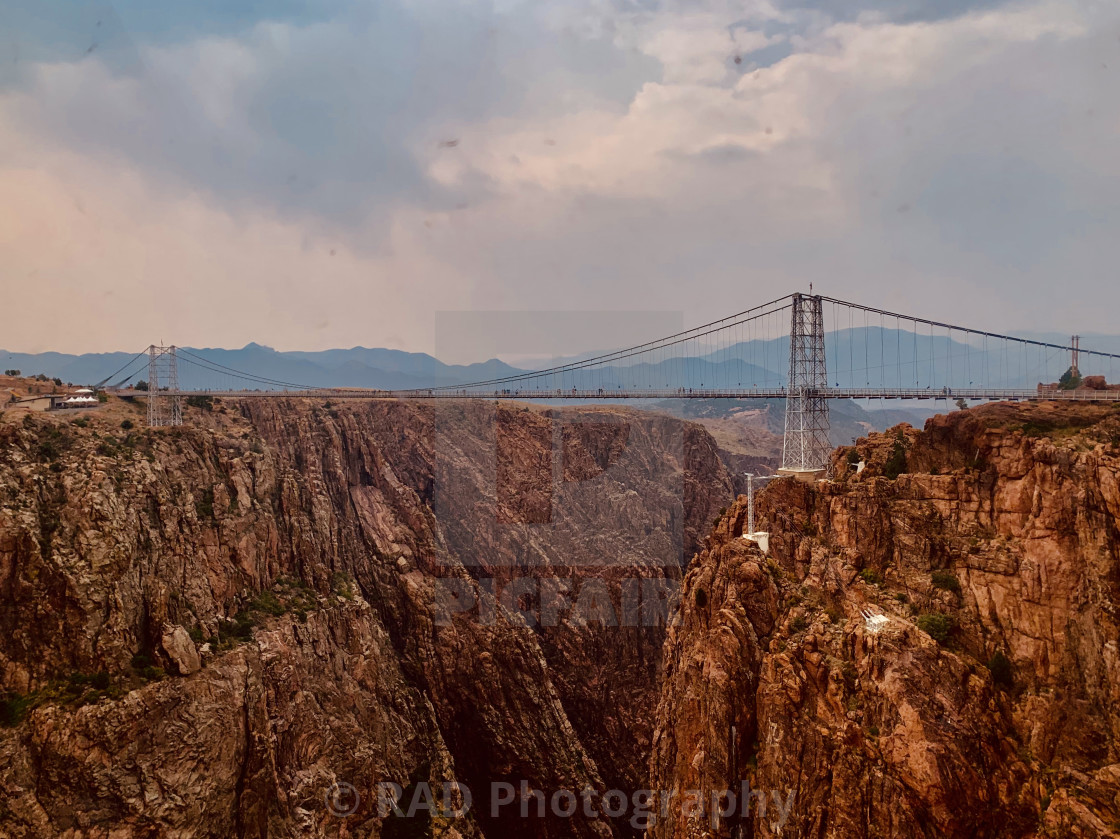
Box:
[1,0,1118,357]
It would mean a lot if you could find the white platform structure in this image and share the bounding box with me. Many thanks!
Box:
[742,531,770,553]
[740,473,773,554]
[860,609,890,633]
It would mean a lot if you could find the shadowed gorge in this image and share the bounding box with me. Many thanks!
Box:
[0,399,731,838]
[1,400,1119,836]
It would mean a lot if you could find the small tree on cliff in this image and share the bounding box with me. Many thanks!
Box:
[917,613,955,644]
[1058,367,1082,390]
[883,434,908,480]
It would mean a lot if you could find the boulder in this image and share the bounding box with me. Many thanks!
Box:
[160,624,201,676]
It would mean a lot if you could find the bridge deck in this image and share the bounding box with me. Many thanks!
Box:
[109,387,1120,402]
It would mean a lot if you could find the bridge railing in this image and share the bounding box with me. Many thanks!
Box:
[106,386,1120,401]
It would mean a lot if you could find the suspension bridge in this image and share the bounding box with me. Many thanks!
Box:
[95,293,1120,477]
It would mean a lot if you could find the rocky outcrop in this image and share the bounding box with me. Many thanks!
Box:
[7,397,1118,838]
[651,401,1120,838]
[0,399,733,838]
[160,624,201,675]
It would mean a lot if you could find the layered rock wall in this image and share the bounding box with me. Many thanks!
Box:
[651,402,1120,838]
[0,399,733,838]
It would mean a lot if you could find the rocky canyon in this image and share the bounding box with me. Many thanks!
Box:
[1,397,1119,838]
[0,398,729,839]
[652,401,1120,838]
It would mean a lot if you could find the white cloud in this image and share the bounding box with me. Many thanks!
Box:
[1,0,1118,354]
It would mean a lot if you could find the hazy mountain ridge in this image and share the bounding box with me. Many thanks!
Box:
[4,328,1114,392]
[0,343,525,391]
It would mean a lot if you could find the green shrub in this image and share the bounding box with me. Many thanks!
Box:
[0,693,33,727]
[251,590,285,617]
[883,439,908,479]
[764,558,782,582]
[917,613,955,644]
[140,665,165,681]
[790,614,808,633]
[130,652,152,670]
[120,419,134,430]
[987,650,1014,688]
[39,509,61,548]
[931,570,962,594]
[868,725,879,737]
[331,571,356,601]
[224,613,255,639]
[67,671,111,693]
[860,568,882,586]
[195,488,215,520]
[846,448,861,465]
[186,395,214,411]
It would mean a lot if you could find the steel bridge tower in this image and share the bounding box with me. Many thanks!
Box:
[146,345,182,428]
[780,293,830,478]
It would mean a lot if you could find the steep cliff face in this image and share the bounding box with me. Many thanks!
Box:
[8,398,1117,839]
[650,402,1120,838]
[0,399,733,838]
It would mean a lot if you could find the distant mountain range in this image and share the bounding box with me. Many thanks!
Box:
[3,328,1116,392]
[0,343,525,391]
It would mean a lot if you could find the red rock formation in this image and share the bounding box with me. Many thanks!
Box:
[651,402,1120,838]
[6,398,1118,838]
[0,400,733,838]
